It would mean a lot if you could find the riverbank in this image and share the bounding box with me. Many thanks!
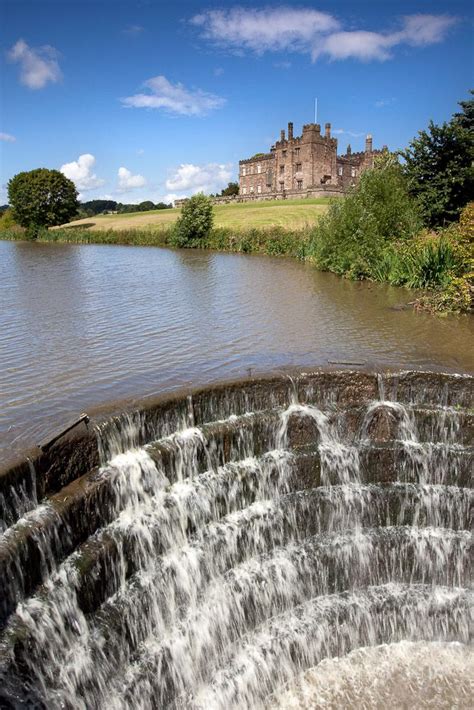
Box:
[1,216,472,314]
[0,224,312,257]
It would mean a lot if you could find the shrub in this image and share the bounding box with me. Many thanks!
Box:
[171,193,214,247]
[309,155,423,278]
[0,209,18,230]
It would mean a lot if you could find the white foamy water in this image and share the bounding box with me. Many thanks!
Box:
[269,641,474,709]
[0,383,472,709]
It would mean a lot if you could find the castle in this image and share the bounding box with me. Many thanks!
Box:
[237,120,386,202]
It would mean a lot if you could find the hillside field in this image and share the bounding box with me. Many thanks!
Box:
[60,198,330,232]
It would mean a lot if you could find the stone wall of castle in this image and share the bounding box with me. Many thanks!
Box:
[238,121,384,199]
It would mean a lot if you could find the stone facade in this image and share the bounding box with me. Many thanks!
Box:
[238,121,385,200]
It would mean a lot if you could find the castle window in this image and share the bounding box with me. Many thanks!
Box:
[250,186,254,193]
[297,180,303,190]
[295,163,302,173]
[282,150,287,157]
[295,147,300,156]
[351,167,356,177]
[242,166,246,176]
[279,181,284,190]
[338,166,343,176]
[280,165,285,175]
[242,187,247,195]
[257,164,261,174]
[257,185,262,194]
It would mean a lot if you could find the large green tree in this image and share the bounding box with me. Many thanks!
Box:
[8,168,79,236]
[401,93,474,227]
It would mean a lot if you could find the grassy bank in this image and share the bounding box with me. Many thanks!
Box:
[56,197,329,232]
[0,223,311,258]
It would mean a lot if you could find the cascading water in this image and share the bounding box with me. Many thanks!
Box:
[0,371,472,709]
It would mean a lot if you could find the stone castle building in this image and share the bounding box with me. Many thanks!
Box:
[238,121,386,201]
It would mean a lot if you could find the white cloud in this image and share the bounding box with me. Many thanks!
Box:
[333,128,365,138]
[274,60,292,70]
[161,193,181,206]
[123,25,144,36]
[122,75,225,116]
[165,163,233,196]
[137,148,145,155]
[8,39,62,89]
[60,154,105,191]
[191,8,457,63]
[375,97,397,108]
[117,167,147,192]
[191,8,339,54]
[0,132,16,142]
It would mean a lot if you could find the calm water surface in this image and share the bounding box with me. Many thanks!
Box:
[1,240,473,462]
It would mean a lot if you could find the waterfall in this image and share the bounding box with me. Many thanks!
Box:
[0,371,472,709]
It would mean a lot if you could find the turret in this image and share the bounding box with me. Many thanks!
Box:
[325,122,331,139]
[288,122,293,140]
[365,134,373,153]
[347,144,352,155]
[280,129,285,142]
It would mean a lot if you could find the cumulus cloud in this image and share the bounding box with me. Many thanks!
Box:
[60,154,105,191]
[122,75,225,116]
[191,8,457,62]
[0,132,16,142]
[165,163,233,197]
[191,8,339,53]
[117,167,147,192]
[8,39,62,89]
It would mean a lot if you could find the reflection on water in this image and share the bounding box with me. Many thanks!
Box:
[1,240,473,460]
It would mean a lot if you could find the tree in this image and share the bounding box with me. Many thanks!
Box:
[453,89,474,131]
[172,193,214,246]
[220,181,239,197]
[8,168,78,236]
[401,93,474,227]
[137,200,156,212]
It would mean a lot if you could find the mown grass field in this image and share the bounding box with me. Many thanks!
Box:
[60,198,329,232]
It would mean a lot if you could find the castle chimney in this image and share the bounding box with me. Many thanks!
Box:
[347,144,352,155]
[280,129,285,142]
[288,122,293,140]
[325,122,331,138]
[365,134,373,153]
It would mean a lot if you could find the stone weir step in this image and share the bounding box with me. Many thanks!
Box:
[2,370,472,531]
[0,428,472,631]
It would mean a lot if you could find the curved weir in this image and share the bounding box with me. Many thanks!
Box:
[0,370,472,708]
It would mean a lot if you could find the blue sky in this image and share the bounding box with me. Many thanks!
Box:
[1,0,473,204]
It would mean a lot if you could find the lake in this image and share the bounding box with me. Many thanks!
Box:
[1,240,473,463]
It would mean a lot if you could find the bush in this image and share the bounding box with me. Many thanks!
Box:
[171,193,214,247]
[0,209,18,230]
[309,155,423,278]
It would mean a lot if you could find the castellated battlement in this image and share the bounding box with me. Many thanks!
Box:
[238,119,385,200]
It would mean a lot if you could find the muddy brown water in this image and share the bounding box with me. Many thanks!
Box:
[1,240,473,464]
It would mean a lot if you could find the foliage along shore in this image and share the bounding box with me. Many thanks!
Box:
[1,197,472,316]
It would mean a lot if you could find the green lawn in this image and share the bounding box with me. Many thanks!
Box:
[60,198,329,232]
